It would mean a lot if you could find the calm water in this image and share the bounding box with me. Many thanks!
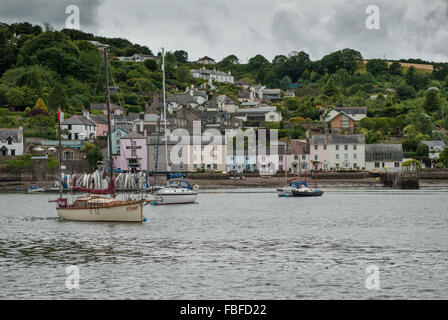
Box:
[0,188,447,299]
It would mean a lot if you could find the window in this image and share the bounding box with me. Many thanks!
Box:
[353,154,357,160]
[353,145,357,151]
[382,162,385,168]
[354,163,357,168]
[68,124,72,130]
[375,162,380,168]
[294,155,298,160]
[10,149,15,156]
[131,150,136,157]
[395,162,400,167]
[302,155,306,160]
[213,164,218,169]
[335,163,340,168]
[336,154,339,160]
[314,155,318,161]
[342,115,350,128]
[344,162,349,168]
[344,154,348,160]
[279,155,283,161]
[323,145,327,150]
[7,138,12,145]
[344,145,348,150]
[336,145,339,150]
[314,145,318,150]
[194,164,198,169]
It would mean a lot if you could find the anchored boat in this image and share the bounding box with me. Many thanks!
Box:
[53,46,145,222]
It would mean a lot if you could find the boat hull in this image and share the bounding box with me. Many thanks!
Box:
[153,192,197,205]
[291,190,324,197]
[57,202,144,222]
[276,187,297,197]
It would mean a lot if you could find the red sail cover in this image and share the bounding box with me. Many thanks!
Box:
[72,177,116,195]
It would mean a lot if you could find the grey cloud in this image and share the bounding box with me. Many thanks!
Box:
[0,0,103,29]
[1,0,447,62]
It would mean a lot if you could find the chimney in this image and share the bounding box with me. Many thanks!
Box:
[82,107,89,119]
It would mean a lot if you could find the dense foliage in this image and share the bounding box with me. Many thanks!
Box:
[0,22,447,165]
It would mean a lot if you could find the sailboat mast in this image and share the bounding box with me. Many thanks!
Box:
[161,47,169,184]
[58,106,63,200]
[103,46,114,185]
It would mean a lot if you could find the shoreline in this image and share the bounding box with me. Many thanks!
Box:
[1,177,447,193]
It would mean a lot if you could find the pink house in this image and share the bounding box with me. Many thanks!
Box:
[309,135,329,170]
[82,109,109,137]
[113,132,147,172]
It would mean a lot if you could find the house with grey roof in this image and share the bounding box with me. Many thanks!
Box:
[185,85,208,105]
[365,144,404,172]
[197,56,216,64]
[309,134,366,170]
[322,107,368,122]
[117,53,161,64]
[90,103,125,116]
[166,93,198,113]
[233,105,282,123]
[0,127,24,156]
[421,140,446,160]
[190,67,234,84]
[61,115,96,141]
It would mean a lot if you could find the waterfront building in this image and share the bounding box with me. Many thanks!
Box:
[190,67,234,84]
[365,144,404,172]
[0,127,24,156]
[113,132,148,172]
[421,140,446,160]
[327,134,366,170]
[61,115,96,141]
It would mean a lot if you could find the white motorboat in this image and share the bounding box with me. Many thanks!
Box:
[152,180,198,205]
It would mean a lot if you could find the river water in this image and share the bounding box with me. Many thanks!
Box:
[0,187,447,299]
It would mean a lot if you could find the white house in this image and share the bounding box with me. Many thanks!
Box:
[233,105,282,123]
[117,53,161,64]
[0,127,24,156]
[226,149,257,173]
[166,94,198,113]
[327,134,366,170]
[322,107,368,122]
[190,67,234,84]
[421,140,446,160]
[61,115,97,141]
[185,86,208,105]
[365,144,404,172]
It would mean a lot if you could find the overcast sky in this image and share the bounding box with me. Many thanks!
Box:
[1,0,448,62]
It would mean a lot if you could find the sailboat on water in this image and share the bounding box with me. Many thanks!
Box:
[150,48,198,205]
[54,46,145,222]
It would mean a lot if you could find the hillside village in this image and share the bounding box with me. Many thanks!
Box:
[1,22,448,178]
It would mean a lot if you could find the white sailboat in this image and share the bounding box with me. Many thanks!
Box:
[53,46,145,222]
[151,48,198,205]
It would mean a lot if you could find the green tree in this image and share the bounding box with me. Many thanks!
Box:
[389,61,402,76]
[439,148,448,167]
[173,50,188,63]
[322,77,338,96]
[416,143,429,157]
[424,89,440,113]
[396,85,416,100]
[366,59,388,76]
[280,75,292,90]
[5,87,26,106]
[47,85,69,111]
[144,59,157,71]
[81,142,103,172]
